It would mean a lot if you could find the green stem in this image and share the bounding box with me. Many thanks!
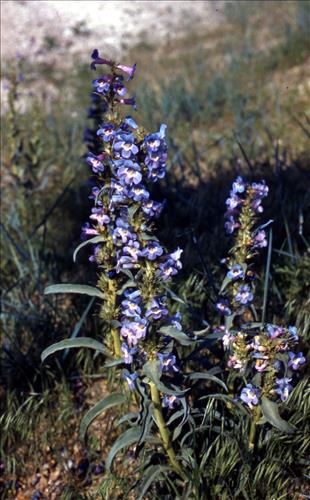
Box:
[111,328,121,357]
[249,406,261,451]
[149,382,187,481]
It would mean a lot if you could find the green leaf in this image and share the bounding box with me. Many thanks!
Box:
[106,427,143,471]
[261,397,295,433]
[143,360,188,396]
[137,465,169,500]
[79,393,126,441]
[159,326,195,346]
[44,284,105,299]
[41,337,110,363]
[73,235,105,262]
[187,372,227,391]
[63,297,95,360]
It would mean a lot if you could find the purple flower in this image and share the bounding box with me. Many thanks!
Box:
[116,253,139,272]
[266,324,285,339]
[121,299,141,318]
[123,371,138,390]
[275,377,293,402]
[158,353,178,372]
[124,116,138,129]
[169,248,183,269]
[123,240,141,261]
[123,288,141,302]
[288,326,298,342]
[222,332,236,349]
[142,200,164,218]
[168,312,182,331]
[251,181,269,198]
[113,133,139,159]
[121,343,137,364]
[232,176,245,194]
[145,298,168,320]
[116,62,137,81]
[89,207,110,226]
[253,230,267,248]
[251,198,263,214]
[116,97,137,109]
[93,77,110,94]
[288,352,306,370]
[81,222,99,238]
[225,216,240,234]
[97,123,115,142]
[142,241,164,260]
[240,384,260,409]
[158,261,178,281]
[128,184,149,202]
[121,318,147,346]
[144,124,167,153]
[89,245,101,263]
[227,264,245,280]
[90,49,113,71]
[86,153,105,173]
[112,218,136,244]
[162,395,181,409]
[234,285,253,305]
[215,298,232,316]
[116,160,142,185]
[226,195,242,211]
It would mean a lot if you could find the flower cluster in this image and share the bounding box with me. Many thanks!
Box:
[216,178,306,409]
[82,50,184,406]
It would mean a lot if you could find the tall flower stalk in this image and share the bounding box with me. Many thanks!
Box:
[215,177,306,449]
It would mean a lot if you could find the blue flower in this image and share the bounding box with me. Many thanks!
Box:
[234,285,253,305]
[121,318,147,346]
[116,62,137,81]
[116,160,142,185]
[113,133,139,159]
[123,240,141,261]
[224,216,240,235]
[142,241,164,260]
[93,77,111,94]
[227,264,245,280]
[121,343,137,364]
[121,299,141,318]
[288,326,298,342]
[86,153,105,173]
[142,200,164,218]
[266,324,285,339]
[81,222,99,238]
[128,184,149,202]
[275,377,293,402]
[226,195,241,211]
[215,298,232,316]
[97,123,115,142]
[288,352,306,370]
[162,395,181,409]
[112,218,136,244]
[89,207,110,226]
[253,230,267,248]
[158,353,178,372]
[145,298,168,319]
[240,384,260,409]
[251,181,269,198]
[144,124,167,153]
[90,49,113,71]
[123,370,138,390]
[232,176,245,194]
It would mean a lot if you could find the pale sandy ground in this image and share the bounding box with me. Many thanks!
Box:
[1,0,224,62]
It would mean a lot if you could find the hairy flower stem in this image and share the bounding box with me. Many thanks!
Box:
[248,406,261,451]
[149,382,187,481]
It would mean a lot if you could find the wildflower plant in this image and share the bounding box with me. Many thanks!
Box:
[42,50,203,486]
[215,177,306,449]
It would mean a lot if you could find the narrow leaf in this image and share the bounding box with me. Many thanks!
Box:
[159,326,195,346]
[261,396,295,433]
[262,227,273,323]
[106,427,143,471]
[63,298,95,360]
[137,465,169,500]
[73,235,104,262]
[188,372,227,391]
[41,337,110,363]
[44,284,105,299]
[79,393,126,441]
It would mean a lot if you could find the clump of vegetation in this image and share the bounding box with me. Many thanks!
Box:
[1,2,309,498]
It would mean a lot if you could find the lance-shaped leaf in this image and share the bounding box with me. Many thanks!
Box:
[143,359,188,396]
[106,427,143,471]
[261,397,295,433]
[159,326,196,346]
[79,393,126,441]
[187,372,227,392]
[73,235,105,262]
[44,284,105,299]
[137,465,171,500]
[41,337,110,363]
